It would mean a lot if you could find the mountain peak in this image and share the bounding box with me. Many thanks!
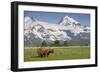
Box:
[24,16,36,24]
[63,16,79,24]
[59,15,80,26]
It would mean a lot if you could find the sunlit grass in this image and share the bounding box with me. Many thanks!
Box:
[24,46,90,62]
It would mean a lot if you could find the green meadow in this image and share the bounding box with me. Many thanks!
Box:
[24,46,90,62]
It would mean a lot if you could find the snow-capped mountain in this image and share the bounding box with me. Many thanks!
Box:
[59,16,80,26]
[24,16,90,46]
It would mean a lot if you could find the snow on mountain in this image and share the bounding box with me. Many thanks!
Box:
[59,16,80,26]
[24,16,90,46]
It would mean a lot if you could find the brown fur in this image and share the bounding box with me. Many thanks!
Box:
[37,47,54,57]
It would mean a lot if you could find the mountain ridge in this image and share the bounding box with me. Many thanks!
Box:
[24,16,90,46]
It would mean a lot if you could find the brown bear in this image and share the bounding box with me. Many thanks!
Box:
[37,47,54,57]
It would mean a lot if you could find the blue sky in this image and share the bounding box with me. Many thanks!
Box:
[24,11,90,26]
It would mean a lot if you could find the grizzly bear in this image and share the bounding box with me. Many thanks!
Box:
[37,47,54,57]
